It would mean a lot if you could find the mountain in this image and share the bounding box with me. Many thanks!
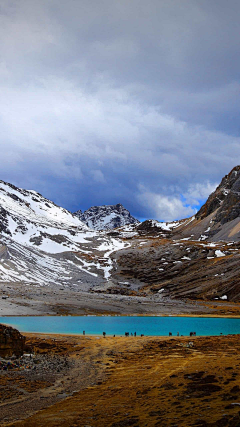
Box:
[196,165,240,238]
[74,203,140,230]
[2,167,240,314]
[0,180,129,290]
[0,180,88,246]
[174,165,240,242]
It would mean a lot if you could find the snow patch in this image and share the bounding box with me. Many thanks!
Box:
[215,250,225,257]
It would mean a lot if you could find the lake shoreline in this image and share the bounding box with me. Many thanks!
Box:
[2,312,240,318]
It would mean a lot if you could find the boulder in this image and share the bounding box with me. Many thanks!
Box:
[0,323,25,358]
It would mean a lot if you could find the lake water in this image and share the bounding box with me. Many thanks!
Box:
[1,316,240,337]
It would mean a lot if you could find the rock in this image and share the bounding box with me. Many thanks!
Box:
[0,324,25,358]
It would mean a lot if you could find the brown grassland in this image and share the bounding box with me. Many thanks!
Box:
[2,333,240,426]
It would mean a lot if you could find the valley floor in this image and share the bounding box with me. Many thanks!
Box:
[2,283,240,317]
[2,334,240,426]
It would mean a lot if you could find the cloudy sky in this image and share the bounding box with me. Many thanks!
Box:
[1,0,240,221]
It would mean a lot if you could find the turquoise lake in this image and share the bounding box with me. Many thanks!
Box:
[1,316,240,337]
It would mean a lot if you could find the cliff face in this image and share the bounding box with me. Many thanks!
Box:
[0,324,26,358]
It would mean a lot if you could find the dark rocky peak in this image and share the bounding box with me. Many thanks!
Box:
[173,166,240,242]
[74,209,82,217]
[196,166,240,222]
[114,203,126,212]
[219,165,240,191]
[74,203,140,230]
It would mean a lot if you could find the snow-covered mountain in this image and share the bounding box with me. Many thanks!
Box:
[0,180,89,251]
[74,203,140,230]
[0,181,130,289]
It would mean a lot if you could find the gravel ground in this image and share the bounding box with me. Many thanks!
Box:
[2,282,240,317]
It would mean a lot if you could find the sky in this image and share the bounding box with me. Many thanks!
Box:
[1,0,240,221]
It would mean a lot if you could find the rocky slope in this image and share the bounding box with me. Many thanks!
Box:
[112,236,240,301]
[74,203,139,230]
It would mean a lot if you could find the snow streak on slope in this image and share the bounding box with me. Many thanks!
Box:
[0,181,130,287]
[0,236,129,288]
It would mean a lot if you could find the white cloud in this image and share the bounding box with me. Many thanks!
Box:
[0,74,239,216]
[137,181,220,221]
[137,186,197,221]
[183,182,218,206]
[0,1,240,216]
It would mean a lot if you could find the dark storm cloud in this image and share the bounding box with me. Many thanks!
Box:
[1,0,240,220]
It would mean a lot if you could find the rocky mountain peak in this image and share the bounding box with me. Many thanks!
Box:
[216,165,240,194]
[196,165,240,223]
[173,165,240,242]
[74,203,140,230]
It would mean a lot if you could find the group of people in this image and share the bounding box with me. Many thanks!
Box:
[82,330,197,337]
[124,332,137,337]
[168,331,197,336]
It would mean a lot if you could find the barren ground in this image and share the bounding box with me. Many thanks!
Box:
[2,282,240,317]
[1,333,240,426]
